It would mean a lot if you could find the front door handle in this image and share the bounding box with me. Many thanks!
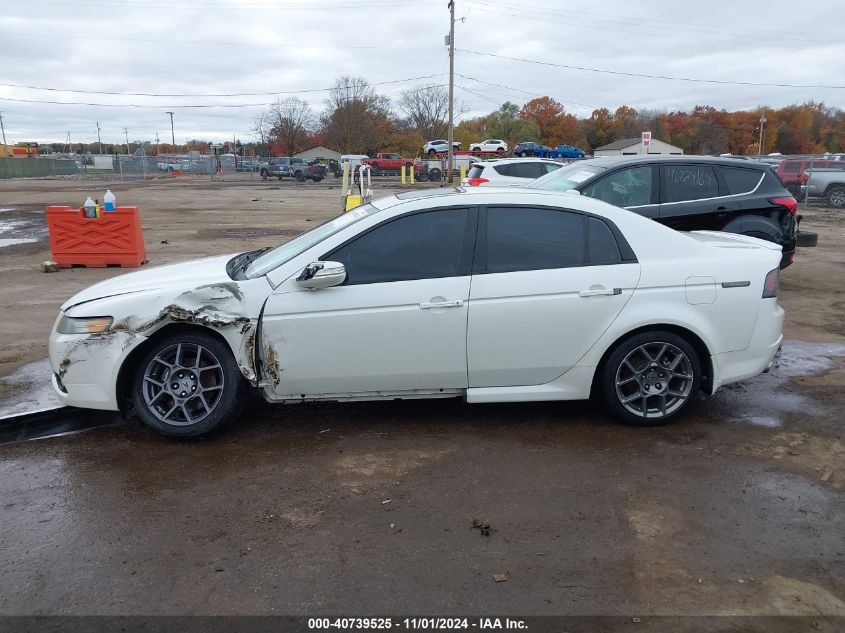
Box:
[420,299,464,309]
[579,288,621,297]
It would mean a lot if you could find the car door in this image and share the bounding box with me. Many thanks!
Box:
[658,163,740,230]
[260,207,477,398]
[467,206,640,387]
[580,165,659,218]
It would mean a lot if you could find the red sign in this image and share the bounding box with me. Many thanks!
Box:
[642,131,652,148]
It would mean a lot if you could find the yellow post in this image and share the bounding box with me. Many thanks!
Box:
[410,165,415,184]
[459,164,467,182]
[400,165,406,186]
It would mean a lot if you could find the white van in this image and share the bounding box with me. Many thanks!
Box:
[339,154,370,170]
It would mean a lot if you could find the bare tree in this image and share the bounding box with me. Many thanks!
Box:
[252,110,271,154]
[269,97,314,156]
[398,84,450,140]
[323,76,392,154]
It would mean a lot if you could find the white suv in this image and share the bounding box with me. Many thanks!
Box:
[463,158,563,186]
[469,139,508,153]
[423,140,461,155]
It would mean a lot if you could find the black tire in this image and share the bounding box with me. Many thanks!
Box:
[496,147,505,154]
[825,185,845,208]
[429,168,442,182]
[131,330,249,438]
[470,147,480,153]
[260,169,268,180]
[418,172,429,182]
[520,151,528,157]
[295,171,305,182]
[599,330,701,426]
[428,149,437,156]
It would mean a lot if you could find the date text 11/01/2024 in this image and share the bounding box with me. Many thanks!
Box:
[308,618,528,630]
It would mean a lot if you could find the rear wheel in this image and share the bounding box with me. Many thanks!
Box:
[520,151,528,157]
[131,331,249,438]
[295,171,305,182]
[600,331,701,426]
[428,149,437,156]
[260,168,268,180]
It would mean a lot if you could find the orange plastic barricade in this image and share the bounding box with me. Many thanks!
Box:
[46,205,147,268]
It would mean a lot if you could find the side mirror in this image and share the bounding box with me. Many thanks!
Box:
[296,261,346,290]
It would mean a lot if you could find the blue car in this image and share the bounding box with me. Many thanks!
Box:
[550,145,586,159]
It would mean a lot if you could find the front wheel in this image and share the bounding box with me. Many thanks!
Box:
[260,169,268,180]
[131,331,249,438]
[599,331,701,426]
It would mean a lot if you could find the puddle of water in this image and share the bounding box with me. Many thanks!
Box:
[0,358,62,418]
[716,340,845,428]
[0,238,38,248]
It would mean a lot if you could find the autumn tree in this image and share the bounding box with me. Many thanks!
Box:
[486,102,539,147]
[268,97,314,156]
[322,76,392,155]
[519,97,584,147]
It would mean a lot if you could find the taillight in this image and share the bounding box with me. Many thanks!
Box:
[466,177,489,186]
[762,268,779,298]
[771,196,797,216]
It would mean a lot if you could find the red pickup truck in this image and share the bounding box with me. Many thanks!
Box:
[363,153,426,175]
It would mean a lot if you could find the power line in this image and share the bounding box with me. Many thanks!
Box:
[10,0,422,10]
[0,74,444,98]
[456,49,845,89]
[456,73,595,110]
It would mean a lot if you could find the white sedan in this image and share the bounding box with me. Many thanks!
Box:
[49,188,784,437]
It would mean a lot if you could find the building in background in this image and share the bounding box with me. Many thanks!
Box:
[293,145,341,161]
[594,137,683,156]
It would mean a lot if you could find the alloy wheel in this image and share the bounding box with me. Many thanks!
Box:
[614,342,694,419]
[142,343,225,426]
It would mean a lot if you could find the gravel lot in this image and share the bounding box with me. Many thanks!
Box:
[0,177,842,623]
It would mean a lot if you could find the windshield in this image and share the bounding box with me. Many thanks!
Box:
[527,162,606,191]
[244,204,382,279]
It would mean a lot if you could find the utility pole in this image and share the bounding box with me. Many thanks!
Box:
[0,112,7,147]
[446,0,455,184]
[96,121,103,154]
[758,114,767,158]
[124,127,130,155]
[166,111,175,147]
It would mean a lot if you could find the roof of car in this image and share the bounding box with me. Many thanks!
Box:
[473,157,563,165]
[575,155,770,170]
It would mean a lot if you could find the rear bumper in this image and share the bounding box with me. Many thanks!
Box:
[710,299,784,393]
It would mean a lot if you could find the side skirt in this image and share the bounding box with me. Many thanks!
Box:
[263,388,464,404]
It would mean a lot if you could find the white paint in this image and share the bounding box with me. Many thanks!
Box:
[46,188,786,419]
[0,238,37,248]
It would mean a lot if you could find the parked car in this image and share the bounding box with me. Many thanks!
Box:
[259,157,324,182]
[528,156,807,269]
[512,142,551,157]
[363,153,426,175]
[49,187,784,438]
[469,139,508,153]
[801,168,845,208]
[775,158,845,197]
[339,154,370,172]
[423,139,462,155]
[235,159,258,172]
[463,158,563,186]
[549,144,586,159]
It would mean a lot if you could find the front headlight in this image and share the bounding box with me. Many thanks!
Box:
[56,315,113,334]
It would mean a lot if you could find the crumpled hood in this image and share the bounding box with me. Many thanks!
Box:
[61,254,236,311]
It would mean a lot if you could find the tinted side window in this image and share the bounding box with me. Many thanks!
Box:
[493,164,512,176]
[509,162,546,179]
[782,162,801,173]
[329,209,468,285]
[583,166,653,207]
[663,165,719,202]
[587,217,622,265]
[486,207,584,273]
[720,167,762,194]
[468,165,485,178]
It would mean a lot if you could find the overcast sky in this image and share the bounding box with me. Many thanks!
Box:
[1,0,843,145]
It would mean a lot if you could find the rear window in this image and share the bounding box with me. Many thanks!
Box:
[468,165,485,179]
[782,162,801,173]
[719,167,762,195]
[527,162,605,192]
[493,164,512,176]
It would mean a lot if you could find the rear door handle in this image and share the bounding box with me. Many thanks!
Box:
[579,288,621,297]
[420,299,464,309]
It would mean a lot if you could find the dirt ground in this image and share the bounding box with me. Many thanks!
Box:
[0,177,843,623]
